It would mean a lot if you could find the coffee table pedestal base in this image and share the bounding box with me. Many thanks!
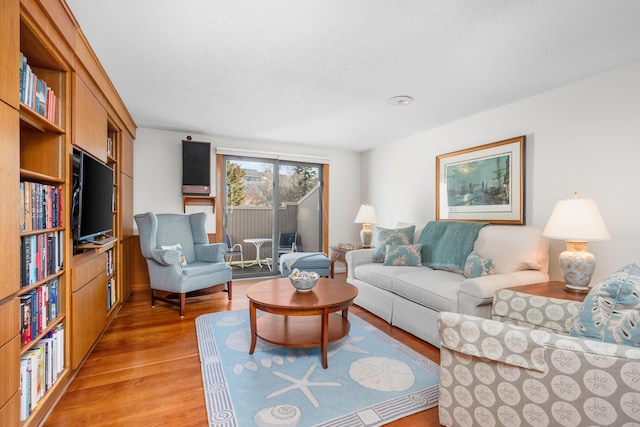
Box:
[249,303,351,369]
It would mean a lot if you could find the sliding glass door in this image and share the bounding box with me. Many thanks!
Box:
[222,155,323,278]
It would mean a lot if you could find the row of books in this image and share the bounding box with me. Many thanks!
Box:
[20,278,59,346]
[106,249,114,276]
[106,277,116,311]
[20,52,58,124]
[20,231,64,288]
[20,324,64,421]
[20,181,63,232]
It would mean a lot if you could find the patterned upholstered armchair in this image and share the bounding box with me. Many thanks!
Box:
[438,289,640,426]
[135,212,232,317]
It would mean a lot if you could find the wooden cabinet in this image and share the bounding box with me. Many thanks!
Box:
[70,253,108,369]
[0,1,136,426]
[0,300,20,427]
[16,11,69,425]
[0,0,19,108]
[0,102,20,302]
[73,75,108,162]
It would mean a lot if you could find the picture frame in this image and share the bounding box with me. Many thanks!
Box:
[436,136,525,224]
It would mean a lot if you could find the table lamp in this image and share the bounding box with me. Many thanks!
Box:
[542,193,611,292]
[354,204,378,247]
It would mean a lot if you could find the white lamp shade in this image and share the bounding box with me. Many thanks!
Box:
[543,197,611,241]
[354,204,378,224]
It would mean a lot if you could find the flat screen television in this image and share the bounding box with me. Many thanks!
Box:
[74,151,114,243]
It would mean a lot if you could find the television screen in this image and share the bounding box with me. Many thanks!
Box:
[76,151,114,242]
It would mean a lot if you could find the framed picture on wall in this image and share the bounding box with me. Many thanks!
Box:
[436,136,525,224]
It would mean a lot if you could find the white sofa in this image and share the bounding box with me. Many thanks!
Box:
[346,223,549,347]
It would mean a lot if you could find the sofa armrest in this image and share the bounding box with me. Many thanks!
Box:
[460,270,550,299]
[457,270,550,318]
[345,248,376,280]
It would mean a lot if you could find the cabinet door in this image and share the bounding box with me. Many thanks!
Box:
[70,253,107,369]
[0,299,20,412]
[0,103,20,301]
[119,239,133,301]
[0,0,19,108]
[120,174,134,239]
[73,75,107,162]
[120,132,134,178]
[71,274,107,369]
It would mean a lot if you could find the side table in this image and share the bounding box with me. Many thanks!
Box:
[505,281,588,302]
[329,246,348,278]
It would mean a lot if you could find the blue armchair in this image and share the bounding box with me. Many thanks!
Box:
[135,212,232,317]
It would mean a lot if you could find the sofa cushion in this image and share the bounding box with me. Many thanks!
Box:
[473,225,548,274]
[353,263,422,293]
[418,221,488,274]
[373,226,415,263]
[463,250,495,278]
[383,244,422,266]
[571,263,640,346]
[393,269,463,313]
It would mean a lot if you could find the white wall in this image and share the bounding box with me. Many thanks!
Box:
[361,61,640,283]
[133,129,363,247]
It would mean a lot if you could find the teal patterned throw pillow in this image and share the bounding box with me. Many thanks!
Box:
[383,244,423,266]
[463,251,496,278]
[571,263,640,346]
[374,226,415,263]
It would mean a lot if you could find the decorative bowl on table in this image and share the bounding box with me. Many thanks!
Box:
[288,269,319,292]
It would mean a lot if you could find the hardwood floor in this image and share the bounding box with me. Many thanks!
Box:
[44,274,442,426]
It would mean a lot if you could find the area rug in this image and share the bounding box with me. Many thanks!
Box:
[195,310,440,427]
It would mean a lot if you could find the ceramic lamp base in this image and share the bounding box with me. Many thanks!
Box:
[360,224,373,247]
[559,241,596,293]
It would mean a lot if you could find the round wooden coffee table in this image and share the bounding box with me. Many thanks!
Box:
[246,277,358,369]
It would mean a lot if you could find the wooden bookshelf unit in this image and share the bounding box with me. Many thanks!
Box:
[0,1,136,426]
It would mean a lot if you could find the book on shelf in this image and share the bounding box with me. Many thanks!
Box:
[19,324,64,421]
[20,232,64,287]
[19,278,59,346]
[19,52,58,124]
[20,182,63,232]
[19,357,32,421]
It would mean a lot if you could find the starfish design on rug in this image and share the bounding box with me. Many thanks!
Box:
[266,363,342,408]
[328,335,368,357]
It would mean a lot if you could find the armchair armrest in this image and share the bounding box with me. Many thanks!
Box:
[195,243,227,263]
[345,248,376,280]
[439,312,547,372]
[492,289,583,334]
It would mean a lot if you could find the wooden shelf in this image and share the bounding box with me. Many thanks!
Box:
[183,196,215,213]
[74,235,117,252]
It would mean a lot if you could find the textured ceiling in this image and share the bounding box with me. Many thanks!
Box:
[66,0,640,152]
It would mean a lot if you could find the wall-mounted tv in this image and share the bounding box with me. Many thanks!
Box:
[73,150,114,243]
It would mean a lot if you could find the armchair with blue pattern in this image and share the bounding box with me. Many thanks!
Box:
[135,212,232,317]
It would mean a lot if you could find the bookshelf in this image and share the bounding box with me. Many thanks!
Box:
[0,1,136,426]
[14,12,70,424]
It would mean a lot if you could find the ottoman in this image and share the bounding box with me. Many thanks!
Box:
[280,252,331,278]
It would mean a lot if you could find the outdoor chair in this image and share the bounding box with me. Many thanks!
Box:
[225,234,244,267]
[278,232,298,256]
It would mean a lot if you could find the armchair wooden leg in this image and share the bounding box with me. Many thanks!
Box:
[151,289,156,308]
[179,293,186,318]
[227,281,233,300]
